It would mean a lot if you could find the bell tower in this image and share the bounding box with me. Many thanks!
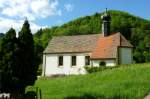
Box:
[101,8,111,37]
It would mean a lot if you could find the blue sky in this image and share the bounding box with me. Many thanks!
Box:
[0,0,149,33]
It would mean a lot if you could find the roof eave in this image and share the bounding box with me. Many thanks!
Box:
[90,58,116,60]
[118,46,134,48]
[43,51,92,54]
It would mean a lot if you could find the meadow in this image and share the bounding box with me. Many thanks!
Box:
[28,63,150,99]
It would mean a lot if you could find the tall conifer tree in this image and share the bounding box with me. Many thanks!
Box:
[17,19,37,92]
[0,28,17,92]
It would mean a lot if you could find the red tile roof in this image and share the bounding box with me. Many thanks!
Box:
[91,32,133,59]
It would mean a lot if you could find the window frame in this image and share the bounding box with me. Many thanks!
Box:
[85,56,90,65]
[71,56,76,66]
[58,56,63,66]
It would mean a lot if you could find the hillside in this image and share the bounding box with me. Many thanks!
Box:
[0,33,4,39]
[0,33,4,45]
[34,10,150,64]
[29,63,150,99]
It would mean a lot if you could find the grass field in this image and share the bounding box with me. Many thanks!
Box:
[29,63,150,99]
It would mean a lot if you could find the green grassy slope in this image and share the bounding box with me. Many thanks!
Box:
[33,63,150,99]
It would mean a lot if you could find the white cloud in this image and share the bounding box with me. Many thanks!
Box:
[0,17,44,34]
[31,0,62,19]
[0,0,61,34]
[64,4,74,12]
[0,0,61,21]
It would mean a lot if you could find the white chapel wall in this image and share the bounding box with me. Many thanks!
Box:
[43,53,89,76]
[119,47,132,64]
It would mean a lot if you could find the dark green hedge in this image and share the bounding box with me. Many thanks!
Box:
[85,66,119,73]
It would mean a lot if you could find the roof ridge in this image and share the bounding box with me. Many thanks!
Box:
[53,34,101,38]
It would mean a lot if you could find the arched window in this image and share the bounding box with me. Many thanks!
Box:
[99,61,106,66]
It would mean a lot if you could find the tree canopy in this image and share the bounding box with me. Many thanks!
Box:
[0,33,4,38]
[17,19,37,91]
[0,28,17,92]
[0,20,38,98]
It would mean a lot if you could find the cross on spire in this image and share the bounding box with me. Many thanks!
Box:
[105,8,108,14]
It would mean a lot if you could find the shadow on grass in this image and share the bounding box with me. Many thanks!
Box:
[65,93,129,99]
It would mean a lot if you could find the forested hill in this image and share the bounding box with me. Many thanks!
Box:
[0,33,4,39]
[34,10,150,63]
